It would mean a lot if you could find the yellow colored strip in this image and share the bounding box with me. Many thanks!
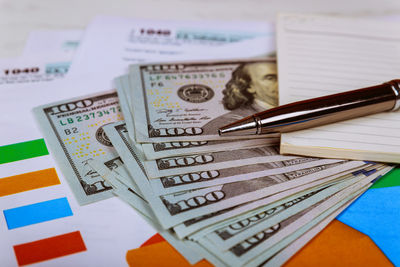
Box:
[0,168,60,197]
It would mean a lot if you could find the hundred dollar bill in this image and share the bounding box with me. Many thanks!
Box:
[129,58,280,142]
[142,139,278,160]
[143,145,314,178]
[100,119,367,229]
[115,74,278,160]
[33,90,125,205]
[201,165,387,251]
[149,159,346,195]
[200,167,386,266]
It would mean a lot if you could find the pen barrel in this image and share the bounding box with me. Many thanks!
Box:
[256,80,400,134]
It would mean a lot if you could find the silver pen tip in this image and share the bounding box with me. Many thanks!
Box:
[218,117,258,136]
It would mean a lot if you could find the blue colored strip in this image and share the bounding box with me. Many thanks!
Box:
[3,197,73,230]
[338,186,400,265]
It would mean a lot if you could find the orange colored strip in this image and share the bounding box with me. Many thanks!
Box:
[127,241,212,267]
[13,231,86,266]
[284,220,392,267]
[0,168,60,197]
[133,221,392,267]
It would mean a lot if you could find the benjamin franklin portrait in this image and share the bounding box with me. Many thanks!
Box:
[202,60,278,134]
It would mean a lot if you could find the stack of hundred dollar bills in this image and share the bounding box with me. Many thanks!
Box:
[33,58,393,266]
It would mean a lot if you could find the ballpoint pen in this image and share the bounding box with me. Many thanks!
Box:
[218,79,400,136]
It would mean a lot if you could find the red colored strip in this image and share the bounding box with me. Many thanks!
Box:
[140,233,165,247]
[13,231,86,266]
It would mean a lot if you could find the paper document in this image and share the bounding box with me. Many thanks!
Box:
[69,16,275,84]
[0,34,156,266]
[277,13,400,163]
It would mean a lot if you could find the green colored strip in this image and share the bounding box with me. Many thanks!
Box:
[371,167,400,189]
[0,139,49,164]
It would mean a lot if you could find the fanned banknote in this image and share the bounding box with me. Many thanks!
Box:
[128,58,280,142]
[147,159,349,196]
[115,74,278,160]
[143,145,296,178]
[33,90,124,205]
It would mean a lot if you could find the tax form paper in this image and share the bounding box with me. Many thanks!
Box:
[277,13,400,163]
[69,15,275,84]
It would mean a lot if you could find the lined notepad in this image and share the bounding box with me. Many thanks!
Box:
[277,14,400,163]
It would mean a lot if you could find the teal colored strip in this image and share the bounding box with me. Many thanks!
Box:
[0,139,49,164]
[3,197,73,229]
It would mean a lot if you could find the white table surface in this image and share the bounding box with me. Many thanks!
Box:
[1,0,400,58]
